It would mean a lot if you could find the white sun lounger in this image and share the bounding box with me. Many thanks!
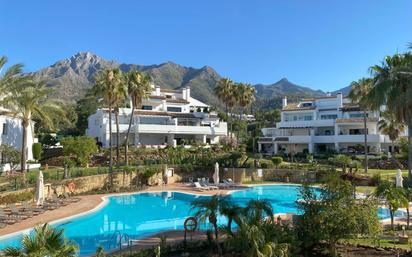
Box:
[194,182,209,191]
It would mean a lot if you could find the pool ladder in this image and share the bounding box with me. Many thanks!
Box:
[109,230,131,250]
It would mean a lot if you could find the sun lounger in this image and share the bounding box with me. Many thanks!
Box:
[63,192,80,203]
[223,179,242,188]
[204,181,219,190]
[22,201,45,214]
[0,209,17,224]
[194,182,209,191]
[50,194,69,206]
[7,204,30,219]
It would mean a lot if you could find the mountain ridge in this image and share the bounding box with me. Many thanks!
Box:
[30,51,349,107]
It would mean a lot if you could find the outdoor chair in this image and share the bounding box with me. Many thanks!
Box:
[63,192,81,203]
[193,182,209,191]
[0,209,17,224]
[22,201,45,214]
[50,194,70,206]
[7,204,31,219]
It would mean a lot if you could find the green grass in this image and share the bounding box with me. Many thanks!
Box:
[345,237,412,250]
[356,186,376,194]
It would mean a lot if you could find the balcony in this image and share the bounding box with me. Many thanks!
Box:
[276,119,335,128]
[106,122,227,136]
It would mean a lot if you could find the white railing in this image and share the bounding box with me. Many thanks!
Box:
[106,122,227,136]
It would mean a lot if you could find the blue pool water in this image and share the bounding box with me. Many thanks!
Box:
[0,185,402,256]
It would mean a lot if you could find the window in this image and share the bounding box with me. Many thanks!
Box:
[320,114,338,120]
[142,105,153,110]
[167,107,182,112]
[2,123,7,135]
[349,113,364,118]
[304,116,313,121]
[300,102,313,107]
[349,128,367,135]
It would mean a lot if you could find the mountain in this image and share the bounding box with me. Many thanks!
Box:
[31,52,327,107]
[32,52,222,106]
[332,85,352,96]
[254,78,325,99]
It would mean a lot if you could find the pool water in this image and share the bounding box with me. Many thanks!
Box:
[0,185,402,256]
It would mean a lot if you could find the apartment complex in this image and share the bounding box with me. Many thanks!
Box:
[0,111,34,162]
[87,86,227,147]
[258,93,395,155]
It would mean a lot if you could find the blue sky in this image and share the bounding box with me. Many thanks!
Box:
[1,0,411,92]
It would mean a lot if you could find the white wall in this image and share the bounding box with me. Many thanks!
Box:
[0,115,33,161]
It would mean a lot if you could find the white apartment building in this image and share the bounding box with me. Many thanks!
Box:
[87,86,227,147]
[258,93,394,155]
[0,113,34,162]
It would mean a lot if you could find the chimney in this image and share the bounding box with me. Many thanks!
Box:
[282,96,288,108]
[186,87,191,100]
[155,85,161,96]
[337,93,343,108]
[182,88,187,100]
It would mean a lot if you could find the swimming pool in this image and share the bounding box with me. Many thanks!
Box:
[0,185,310,255]
[0,184,402,256]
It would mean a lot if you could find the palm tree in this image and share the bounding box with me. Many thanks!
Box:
[124,71,152,165]
[368,53,412,180]
[219,199,242,234]
[0,80,62,182]
[224,216,288,257]
[215,78,236,136]
[4,223,78,257]
[92,68,124,173]
[378,111,405,156]
[215,78,236,114]
[113,78,128,165]
[0,56,26,93]
[374,181,408,230]
[403,187,412,229]
[190,195,222,253]
[235,82,256,119]
[348,78,373,173]
[245,199,274,224]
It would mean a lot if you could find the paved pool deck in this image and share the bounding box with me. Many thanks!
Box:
[0,183,247,237]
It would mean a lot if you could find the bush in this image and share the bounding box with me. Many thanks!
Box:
[371,173,382,186]
[271,156,283,167]
[260,160,274,169]
[32,143,42,162]
[61,136,98,167]
[0,191,34,205]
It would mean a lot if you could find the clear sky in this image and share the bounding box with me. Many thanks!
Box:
[1,0,411,91]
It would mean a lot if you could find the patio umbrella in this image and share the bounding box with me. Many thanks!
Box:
[35,171,44,206]
[396,169,403,188]
[213,162,219,185]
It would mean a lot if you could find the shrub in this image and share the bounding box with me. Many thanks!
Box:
[0,191,34,205]
[271,156,283,167]
[32,143,42,162]
[261,161,274,169]
[371,173,382,186]
[61,136,98,167]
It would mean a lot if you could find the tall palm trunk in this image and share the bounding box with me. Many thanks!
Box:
[108,105,113,174]
[363,110,368,173]
[408,124,412,182]
[115,108,120,165]
[124,104,135,166]
[225,103,229,137]
[20,119,28,185]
